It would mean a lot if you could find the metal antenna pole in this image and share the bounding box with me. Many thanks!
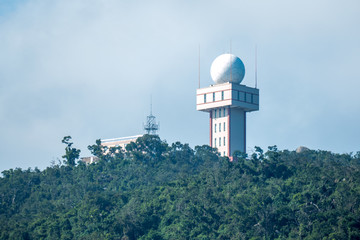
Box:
[255,45,258,89]
[230,40,232,83]
[198,44,200,89]
[230,39,232,54]
[150,95,152,115]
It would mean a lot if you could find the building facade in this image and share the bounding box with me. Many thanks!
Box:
[101,135,143,150]
[81,135,142,164]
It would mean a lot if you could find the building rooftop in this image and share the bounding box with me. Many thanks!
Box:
[101,135,143,144]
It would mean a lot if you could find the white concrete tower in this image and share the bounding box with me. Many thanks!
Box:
[196,53,259,157]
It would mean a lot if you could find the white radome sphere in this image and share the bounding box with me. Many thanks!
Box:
[210,53,245,84]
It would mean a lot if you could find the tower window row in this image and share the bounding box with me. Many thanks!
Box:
[214,108,227,118]
[203,91,225,103]
[202,90,258,105]
[214,137,226,147]
[233,91,259,105]
[214,122,226,133]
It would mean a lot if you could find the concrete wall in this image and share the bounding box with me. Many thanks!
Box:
[211,107,229,156]
[229,108,246,154]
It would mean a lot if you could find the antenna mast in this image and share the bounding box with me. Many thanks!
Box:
[143,96,159,135]
[255,45,258,89]
[198,44,200,88]
[230,40,232,82]
[150,95,152,115]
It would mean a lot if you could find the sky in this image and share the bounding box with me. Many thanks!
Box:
[0,0,359,172]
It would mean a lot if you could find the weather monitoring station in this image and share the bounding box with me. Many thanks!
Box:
[196,53,259,158]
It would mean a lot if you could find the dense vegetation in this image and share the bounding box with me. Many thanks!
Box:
[1,135,360,239]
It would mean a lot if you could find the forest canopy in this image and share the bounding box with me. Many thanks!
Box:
[0,135,359,239]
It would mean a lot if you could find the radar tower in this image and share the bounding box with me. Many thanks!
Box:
[197,52,259,158]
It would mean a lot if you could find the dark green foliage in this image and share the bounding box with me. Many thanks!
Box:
[88,139,104,159]
[62,136,81,166]
[1,135,360,239]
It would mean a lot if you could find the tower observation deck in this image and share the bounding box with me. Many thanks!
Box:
[196,53,259,157]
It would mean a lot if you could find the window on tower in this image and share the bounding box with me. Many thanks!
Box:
[224,137,226,146]
[214,124,217,133]
[213,92,215,102]
[239,92,245,101]
[219,123,221,132]
[246,93,251,103]
[214,138,217,147]
[221,91,224,100]
[219,137,221,146]
[224,122,226,131]
[204,94,206,103]
[253,95,259,104]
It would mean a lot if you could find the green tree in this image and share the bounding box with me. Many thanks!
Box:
[88,139,105,158]
[62,136,80,166]
[1,136,360,239]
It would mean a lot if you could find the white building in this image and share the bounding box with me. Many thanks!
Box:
[101,134,143,150]
[81,135,142,164]
[196,53,259,158]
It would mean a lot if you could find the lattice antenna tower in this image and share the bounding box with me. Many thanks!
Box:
[143,96,159,135]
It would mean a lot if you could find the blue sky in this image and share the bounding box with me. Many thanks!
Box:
[0,0,359,171]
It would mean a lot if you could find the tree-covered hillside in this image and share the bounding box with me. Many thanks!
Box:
[1,135,360,239]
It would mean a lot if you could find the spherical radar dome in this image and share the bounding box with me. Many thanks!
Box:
[210,53,245,84]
